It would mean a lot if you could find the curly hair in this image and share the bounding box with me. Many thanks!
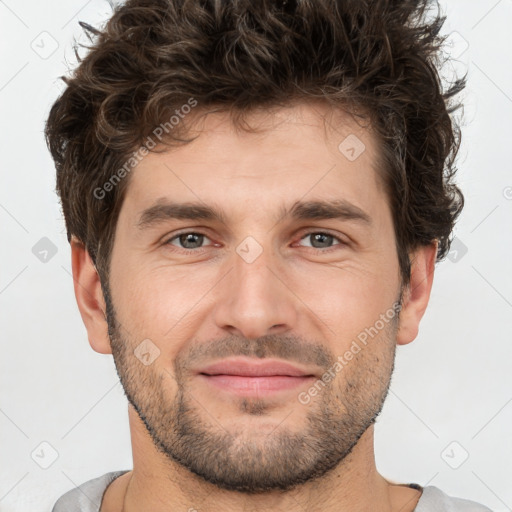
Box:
[45,0,465,287]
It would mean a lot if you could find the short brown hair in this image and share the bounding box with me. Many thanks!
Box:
[45,0,465,286]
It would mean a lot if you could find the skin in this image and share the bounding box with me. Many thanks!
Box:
[71,102,436,512]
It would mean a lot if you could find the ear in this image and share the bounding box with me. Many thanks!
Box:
[396,241,437,346]
[70,238,112,354]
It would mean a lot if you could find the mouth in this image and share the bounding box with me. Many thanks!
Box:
[197,357,317,397]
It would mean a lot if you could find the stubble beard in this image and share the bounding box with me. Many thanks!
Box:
[103,280,398,494]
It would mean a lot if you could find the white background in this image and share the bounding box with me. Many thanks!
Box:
[1,1,511,511]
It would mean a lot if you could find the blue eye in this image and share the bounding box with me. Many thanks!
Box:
[298,232,344,250]
[163,230,346,254]
[166,232,212,250]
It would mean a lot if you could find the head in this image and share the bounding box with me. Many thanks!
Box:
[45,0,464,494]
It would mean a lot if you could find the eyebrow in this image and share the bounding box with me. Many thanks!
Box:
[136,198,372,230]
[284,199,372,225]
[137,201,227,229]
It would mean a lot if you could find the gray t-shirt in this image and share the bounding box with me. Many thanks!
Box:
[52,471,494,511]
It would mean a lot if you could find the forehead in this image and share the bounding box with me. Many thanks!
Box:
[121,102,385,224]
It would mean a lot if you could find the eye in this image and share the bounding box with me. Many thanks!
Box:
[297,231,345,250]
[163,230,346,253]
[165,232,213,250]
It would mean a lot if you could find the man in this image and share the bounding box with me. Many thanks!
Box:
[46,0,492,510]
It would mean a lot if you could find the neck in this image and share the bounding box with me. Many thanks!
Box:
[103,406,421,512]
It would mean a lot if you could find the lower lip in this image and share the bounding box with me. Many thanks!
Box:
[199,374,315,396]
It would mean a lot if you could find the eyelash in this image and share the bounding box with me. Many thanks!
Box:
[163,230,347,254]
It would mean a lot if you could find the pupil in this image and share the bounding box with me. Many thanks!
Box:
[311,233,332,248]
[181,233,203,249]
[178,233,332,250]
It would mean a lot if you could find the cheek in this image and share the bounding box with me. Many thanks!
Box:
[110,259,215,343]
[109,217,400,345]
[289,255,399,334]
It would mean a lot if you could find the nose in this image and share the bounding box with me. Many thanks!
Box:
[212,243,298,340]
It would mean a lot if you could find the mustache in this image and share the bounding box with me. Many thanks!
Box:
[174,334,335,371]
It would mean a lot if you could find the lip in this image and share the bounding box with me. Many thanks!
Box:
[198,357,315,378]
[197,357,317,397]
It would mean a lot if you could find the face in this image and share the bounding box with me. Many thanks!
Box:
[104,102,402,493]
